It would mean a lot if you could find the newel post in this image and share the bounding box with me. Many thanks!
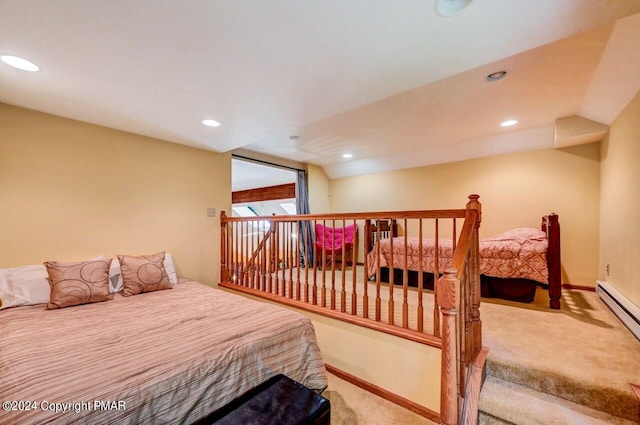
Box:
[220,211,228,283]
[438,267,459,425]
[466,194,482,359]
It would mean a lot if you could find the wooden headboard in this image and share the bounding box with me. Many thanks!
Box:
[364,219,398,254]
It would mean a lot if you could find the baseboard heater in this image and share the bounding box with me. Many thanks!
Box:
[596,280,640,341]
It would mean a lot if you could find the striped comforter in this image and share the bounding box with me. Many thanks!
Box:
[0,280,327,424]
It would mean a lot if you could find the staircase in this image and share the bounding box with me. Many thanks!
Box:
[478,358,638,425]
[476,289,640,425]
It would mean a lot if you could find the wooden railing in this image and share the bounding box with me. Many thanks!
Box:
[219,195,486,424]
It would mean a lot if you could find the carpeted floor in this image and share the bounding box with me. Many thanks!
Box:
[324,372,437,425]
[480,287,640,423]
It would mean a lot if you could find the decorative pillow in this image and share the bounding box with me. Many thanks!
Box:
[0,265,51,310]
[164,253,178,285]
[45,258,113,309]
[109,260,124,293]
[118,252,172,296]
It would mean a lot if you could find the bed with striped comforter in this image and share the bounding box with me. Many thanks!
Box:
[0,279,327,424]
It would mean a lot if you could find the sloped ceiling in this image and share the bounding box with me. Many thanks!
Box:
[1,1,640,181]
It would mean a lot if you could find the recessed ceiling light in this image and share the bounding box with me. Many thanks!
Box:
[289,135,300,141]
[0,55,39,72]
[501,120,518,127]
[202,119,220,127]
[486,70,507,82]
[342,153,353,159]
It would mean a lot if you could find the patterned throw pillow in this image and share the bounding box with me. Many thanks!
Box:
[118,252,172,297]
[45,258,113,309]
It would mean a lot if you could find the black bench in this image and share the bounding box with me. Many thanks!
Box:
[193,374,331,425]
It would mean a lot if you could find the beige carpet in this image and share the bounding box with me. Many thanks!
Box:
[480,287,640,423]
[324,372,436,425]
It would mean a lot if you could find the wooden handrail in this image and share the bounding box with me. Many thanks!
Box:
[222,209,467,222]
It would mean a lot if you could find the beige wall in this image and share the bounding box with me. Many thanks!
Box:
[600,89,640,308]
[307,163,331,213]
[0,103,231,285]
[229,291,441,412]
[329,145,601,285]
[307,311,441,411]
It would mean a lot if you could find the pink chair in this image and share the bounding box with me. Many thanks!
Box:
[314,223,358,269]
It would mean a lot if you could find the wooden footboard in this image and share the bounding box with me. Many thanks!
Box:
[542,214,561,309]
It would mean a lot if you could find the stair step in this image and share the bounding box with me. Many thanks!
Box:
[486,357,638,421]
[479,376,639,425]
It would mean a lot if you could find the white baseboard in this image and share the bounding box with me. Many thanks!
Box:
[596,280,640,341]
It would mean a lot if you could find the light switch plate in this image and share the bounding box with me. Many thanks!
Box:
[207,208,216,217]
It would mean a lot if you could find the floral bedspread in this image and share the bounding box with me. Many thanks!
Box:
[366,228,549,285]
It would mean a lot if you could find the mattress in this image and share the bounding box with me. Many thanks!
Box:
[0,280,327,424]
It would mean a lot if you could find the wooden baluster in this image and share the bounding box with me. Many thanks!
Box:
[351,219,358,316]
[289,221,294,298]
[418,219,424,332]
[220,211,229,283]
[286,220,290,296]
[284,221,289,296]
[459,262,468,398]
[233,222,238,284]
[452,218,457,252]
[278,221,290,298]
[253,220,258,289]
[389,221,395,326]
[402,218,409,329]
[278,220,283,295]
[434,219,440,337]
[245,220,250,286]
[375,223,382,322]
[238,221,247,286]
[258,222,271,292]
[303,220,310,303]
[258,221,262,290]
[312,219,318,305]
[340,220,347,313]
[321,219,327,307]
[295,220,301,300]
[230,220,234,284]
[268,221,275,294]
[276,220,281,295]
[438,267,460,425]
[330,219,336,310]
[363,220,369,319]
[460,348,489,425]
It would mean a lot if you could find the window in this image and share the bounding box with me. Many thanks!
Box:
[232,206,257,217]
[280,202,297,215]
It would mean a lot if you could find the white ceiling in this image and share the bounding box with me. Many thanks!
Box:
[232,158,296,192]
[2,0,640,181]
